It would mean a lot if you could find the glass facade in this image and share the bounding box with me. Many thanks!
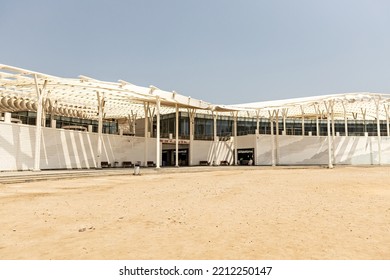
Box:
[8,111,388,138]
[11,111,118,134]
[153,114,388,139]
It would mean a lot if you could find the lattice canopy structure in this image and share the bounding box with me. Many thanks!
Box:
[0,64,211,120]
[1,63,390,122]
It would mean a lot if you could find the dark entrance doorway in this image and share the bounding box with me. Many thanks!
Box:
[162,143,189,167]
[237,148,254,165]
[162,148,189,166]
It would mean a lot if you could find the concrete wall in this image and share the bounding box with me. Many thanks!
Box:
[1,121,389,171]
[192,140,234,165]
[0,122,156,171]
[255,134,390,165]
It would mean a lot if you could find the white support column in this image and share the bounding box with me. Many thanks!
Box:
[132,115,136,136]
[233,112,238,166]
[42,97,51,128]
[96,92,104,169]
[33,75,47,172]
[127,114,132,135]
[188,109,196,166]
[275,109,280,165]
[213,111,218,165]
[128,110,137,136]
[41,98,46,127]
[269,111,275,167]
[361,108,367,135]
[213,111,218,140]
[316,115,320,136]
[330,101,336,163]
[300,105,305,136]
[384,104,390,137]
[375,98,382,165]
[282,108,288,135]
[314,104,320,137]
[156,96,161,168]
[342,101,348,136]
[255,110,260,134]
[325,101,333,169]
[144,102,149,167]
[175,104,179,167]
[50,100,57,128]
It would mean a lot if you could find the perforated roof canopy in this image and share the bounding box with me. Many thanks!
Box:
[1,64,390,121]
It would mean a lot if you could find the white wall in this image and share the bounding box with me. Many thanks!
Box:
[237,134,256,149]
[255,135,273,165]
[1,121,389,171]
[0,122,156,171]
[0,122,35,171]
[192,140,234,165]
[254,134,390,165]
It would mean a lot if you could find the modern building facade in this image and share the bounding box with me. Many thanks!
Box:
[1,64,390,171]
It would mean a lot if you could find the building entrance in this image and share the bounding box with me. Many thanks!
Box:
[162,149,188,166]
[237,148,255,165]
[161,143,189,166]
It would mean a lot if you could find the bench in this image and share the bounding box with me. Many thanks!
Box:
[199,161,209,166]
[122,161,133,168]
[101,161,111,168]
[220,160,229,166]
[147,161,156,167]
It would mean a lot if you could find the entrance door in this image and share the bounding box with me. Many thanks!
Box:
[237,148,254,165]
[162,149,189,166]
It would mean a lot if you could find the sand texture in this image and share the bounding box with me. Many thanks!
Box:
[0,167,389,259]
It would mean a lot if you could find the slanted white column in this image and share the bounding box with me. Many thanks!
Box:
[300,105,305,136]
[156,96,161,168]
[33,75,47,172]
[269,111,275,167]
[255,110,260,134]
[96,92,105,169]
[233,112,238,165]
[342,101,348,136]
[175,104,179,167]
[143,102,149,167]
[325,101,333,169]
[375,98,382,165]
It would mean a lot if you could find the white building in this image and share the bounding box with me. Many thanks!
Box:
[1,64,390,171]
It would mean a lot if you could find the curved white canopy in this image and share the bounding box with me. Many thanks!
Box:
[1,63,390,121]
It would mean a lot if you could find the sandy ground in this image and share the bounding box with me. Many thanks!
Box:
[0,166,389,260]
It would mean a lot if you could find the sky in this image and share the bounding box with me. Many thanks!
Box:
[1,0,390,104]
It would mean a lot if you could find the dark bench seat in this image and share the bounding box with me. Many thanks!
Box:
[122,161,133,168]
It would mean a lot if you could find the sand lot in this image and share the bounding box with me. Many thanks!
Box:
[0,166,389,260]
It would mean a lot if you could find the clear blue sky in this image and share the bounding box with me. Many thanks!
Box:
[1,0,389,104]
